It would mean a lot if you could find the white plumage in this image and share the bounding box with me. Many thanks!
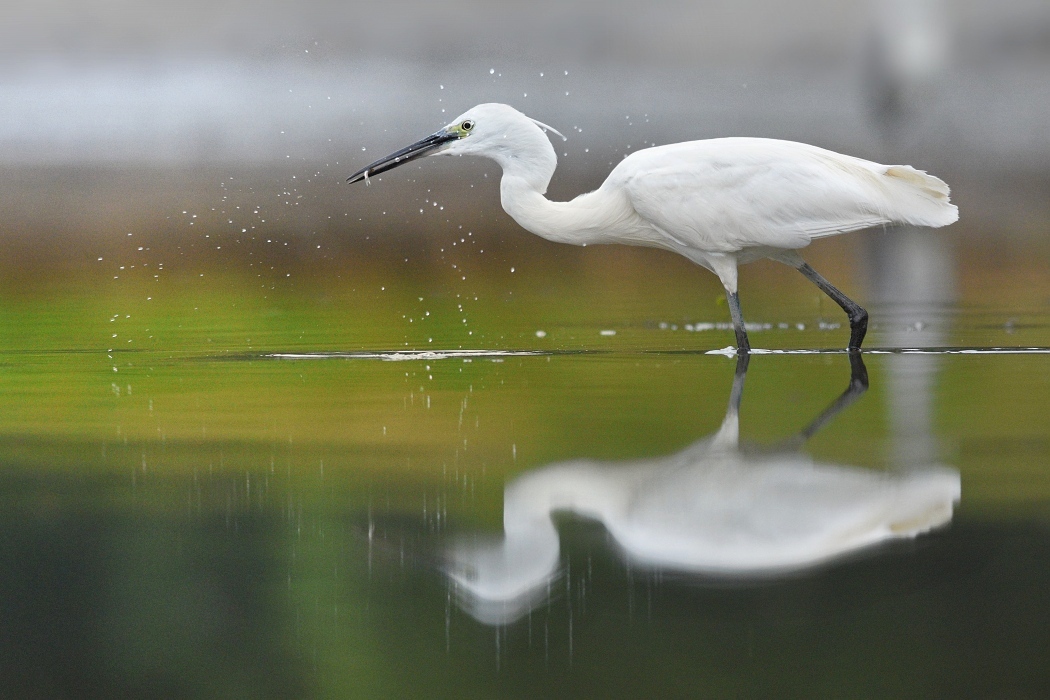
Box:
[349,103,958,351]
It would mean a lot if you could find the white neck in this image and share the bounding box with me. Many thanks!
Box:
[497,169,637,248]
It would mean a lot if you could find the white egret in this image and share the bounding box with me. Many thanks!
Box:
[348,103,958,352]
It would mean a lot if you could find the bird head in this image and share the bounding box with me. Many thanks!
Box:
[347,103,564,190]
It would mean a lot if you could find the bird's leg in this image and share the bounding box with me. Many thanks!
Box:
[707,253,750,353]
[796,263,869,349]
[726,291,751,354]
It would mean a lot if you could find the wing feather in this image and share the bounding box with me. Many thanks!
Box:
[613,138,954,254]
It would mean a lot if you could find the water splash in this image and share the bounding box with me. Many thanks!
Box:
[270,350,553,362]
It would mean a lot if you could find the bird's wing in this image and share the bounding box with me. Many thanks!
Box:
[614,139,901,254]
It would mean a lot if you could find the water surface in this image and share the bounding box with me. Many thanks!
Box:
[2,292,1049,697]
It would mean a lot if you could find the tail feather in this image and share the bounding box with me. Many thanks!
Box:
[882,165,958,228]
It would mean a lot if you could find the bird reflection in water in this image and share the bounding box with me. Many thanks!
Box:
[445,355,959,626]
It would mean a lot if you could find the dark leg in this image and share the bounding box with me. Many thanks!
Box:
[796,263,869,349]
[728,352,751,413]
[726,291,751,354]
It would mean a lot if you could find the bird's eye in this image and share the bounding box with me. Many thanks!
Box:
[461,120,475,132]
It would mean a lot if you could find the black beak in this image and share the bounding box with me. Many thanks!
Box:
[347,129,459,184]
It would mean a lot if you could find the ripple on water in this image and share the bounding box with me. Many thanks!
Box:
[267,347,1050,362]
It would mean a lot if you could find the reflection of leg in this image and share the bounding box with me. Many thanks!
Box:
[796,352,869,442]
[797,263,869,349]
[847,349,869,392]
[728,352,751,413]
[712,352,750,450]
[727,291,751,354]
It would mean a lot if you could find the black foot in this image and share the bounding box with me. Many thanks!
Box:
[796,262,869,350]
[847,307,869,349]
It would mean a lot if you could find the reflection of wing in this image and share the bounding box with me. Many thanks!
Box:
[612,138,954,254]
[445,446,960,625]
[618,456,960,573]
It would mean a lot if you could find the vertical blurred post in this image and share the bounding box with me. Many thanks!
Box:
[868,225,956,467]
[864,0,949,131]
[863,0,954,468]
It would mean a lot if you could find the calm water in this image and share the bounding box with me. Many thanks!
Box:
[2,291,1049,697]
[0,204,1047,699]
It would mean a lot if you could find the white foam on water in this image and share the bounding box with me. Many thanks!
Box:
[866,347,1050,355]
[705,347,1050,356]
[269,350,551,362]
[269,347,1050,362]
